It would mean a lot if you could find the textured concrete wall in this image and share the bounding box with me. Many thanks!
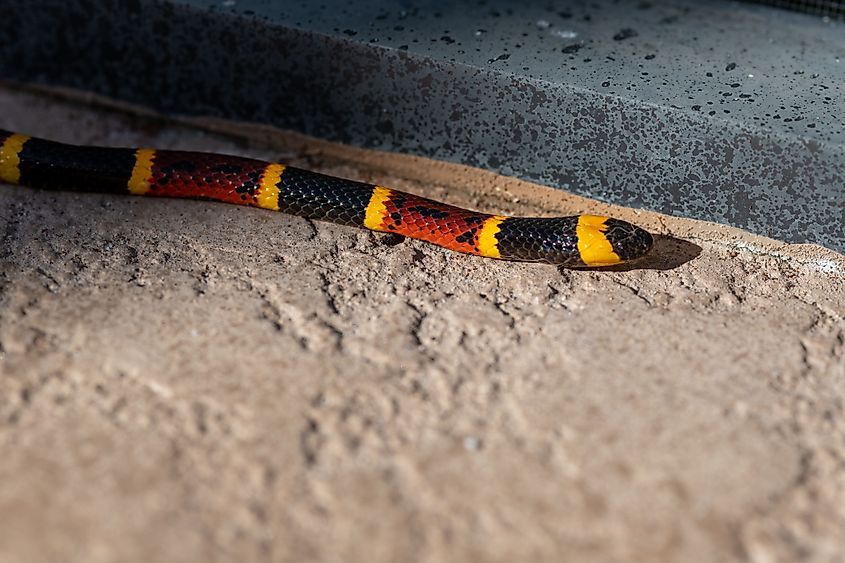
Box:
[0,0,843,251]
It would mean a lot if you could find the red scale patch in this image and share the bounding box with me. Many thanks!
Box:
[382,192,490,255]
[148,151,269,206]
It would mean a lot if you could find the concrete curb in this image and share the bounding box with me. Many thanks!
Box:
[1,0,843,251]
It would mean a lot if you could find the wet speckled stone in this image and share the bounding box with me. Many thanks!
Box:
[0,0,843,251]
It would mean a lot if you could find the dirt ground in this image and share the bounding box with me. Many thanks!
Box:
[0,85,844,563]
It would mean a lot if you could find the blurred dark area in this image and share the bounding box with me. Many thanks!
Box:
[744,0,845,18]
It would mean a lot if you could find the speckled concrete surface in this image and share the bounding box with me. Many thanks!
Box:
[1,86,845,563]
[0,0,842,252]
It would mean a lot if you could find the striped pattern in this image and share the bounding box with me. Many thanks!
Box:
[576,215,622,266]
[257,163,285,211]
[0,130,654,266]
[0,133,30,184]
[364,186,392,230]
[128,148,155,195]
[477,216,506,259]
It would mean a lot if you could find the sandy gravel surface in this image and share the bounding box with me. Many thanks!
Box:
[1,85,844,563]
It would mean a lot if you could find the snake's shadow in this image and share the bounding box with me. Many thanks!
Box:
[559,234,702,273]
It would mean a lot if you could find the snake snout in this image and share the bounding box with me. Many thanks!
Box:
[605,219,654,262]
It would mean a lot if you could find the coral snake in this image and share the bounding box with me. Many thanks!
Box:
[0,131,653,266]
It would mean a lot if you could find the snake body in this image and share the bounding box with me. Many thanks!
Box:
[0,131,653,266]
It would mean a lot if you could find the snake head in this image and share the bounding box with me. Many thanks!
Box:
[573,215,653,267]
